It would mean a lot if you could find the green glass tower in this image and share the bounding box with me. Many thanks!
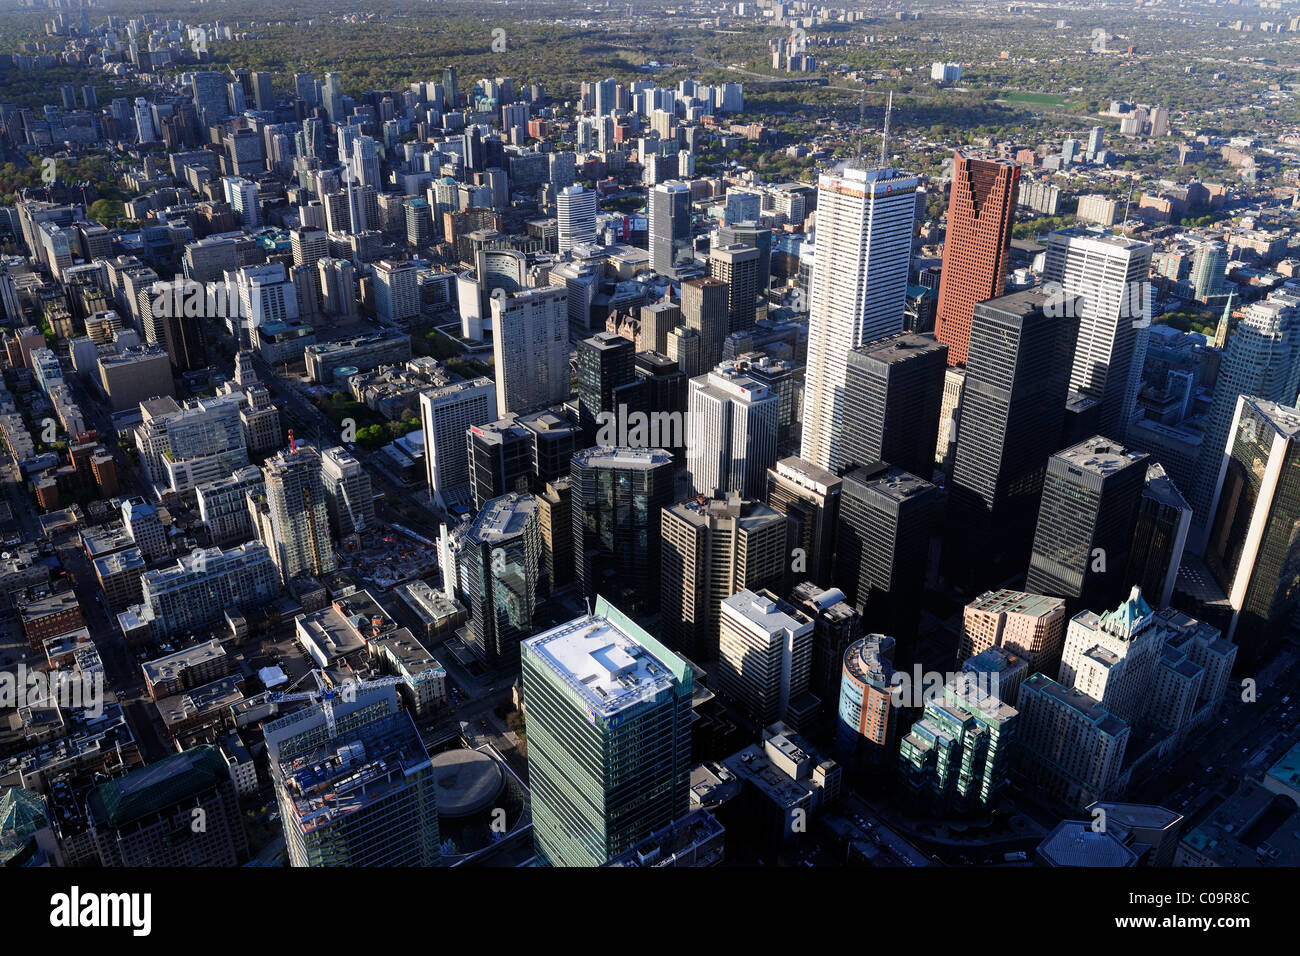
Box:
[522,597,693,866]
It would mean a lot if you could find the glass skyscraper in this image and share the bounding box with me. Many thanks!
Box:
[522,597,693,866]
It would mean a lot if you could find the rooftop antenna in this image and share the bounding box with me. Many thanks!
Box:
[880,90,893,169]
[1120,179,1134,237]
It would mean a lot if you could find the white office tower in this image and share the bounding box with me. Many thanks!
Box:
[648,180,692,277]
[556,185,598,255]
[800,165,919,473]
[1041,228,1153,439]
[1191,291,1300,543]
[718,589,816,729]
[419,378,497,511]
[687,363,780,500]
[490,286,570,415]
[320,445,375,538]
[221,176,261,231]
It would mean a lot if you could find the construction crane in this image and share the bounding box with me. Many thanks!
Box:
[268,670,403,739]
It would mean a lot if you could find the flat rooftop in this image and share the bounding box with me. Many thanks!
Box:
[142,638,227,686]
[1053,436,1147,477]
[525,612,679,718]
[466,493,537,544]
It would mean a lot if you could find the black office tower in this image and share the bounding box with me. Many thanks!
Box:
[1025,435,1148,612]
[943,288,1080,595]
[467,418,532,511]
[841,333,948,479]
[834,461,938,653]
[576,331,635,442]
[570,445,676,614]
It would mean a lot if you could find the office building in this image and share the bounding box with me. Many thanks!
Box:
[87,745,247,866]
[1041,228,1153,438]
[898,676,1018,815]
[709,244,761,334]
[765,457,841,588]
[933,155,1020,367]
[457,493,542,668]
[570,446,675,610]
[958,588,1068,679]
[1203,396,1300,664]
[841,332,947,477]
[717,589,816,729]
[834,633,897,779]
[686,363,779,500]
[1026,436,1148,611]
[522,598,693,866]
[944,288,1080,592]
[576,331,635,440]
[649,180,692,276]
[660,495,788,661]
[266,683,441,866]
[835,462,937,648]
[1124,463,1192,610]
[681,277,729,372]
[801,165,919,473]
[1191,292,1300,543]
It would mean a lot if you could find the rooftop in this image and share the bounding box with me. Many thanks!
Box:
[524,599,687,718]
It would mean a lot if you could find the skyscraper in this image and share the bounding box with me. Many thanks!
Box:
[686,363,780,499]
[570,446,675,610]
[1203,396,1300,664]
[944,288,1080,593]
[841,332,948,478]
[490,285,570,415]
[556,185,598,254]
[933,155,1019,367]
[419,377,497,510]
[1191,291,1300,544]
[1191,241,1227,303]
[262,443,338,584]
[718,589,816,729]
[1041,228,1153,439]
[1025,436,1148,612]
[522,598,693,866]
[766,457,842,588]
[834,462,938,648]
[266,682,441,867]
[898,675,1018,815]
[576,331,635,441]
[648,180,692,277]
[680,276,729,372]
[801,164,920,473]
[457,493,542,668]
[660,495,788,660]
[709,243,761,334]
[320,445,375,539]
[1123,463,1192,610]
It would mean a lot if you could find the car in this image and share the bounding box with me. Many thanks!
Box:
[1205,766,1214,773]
